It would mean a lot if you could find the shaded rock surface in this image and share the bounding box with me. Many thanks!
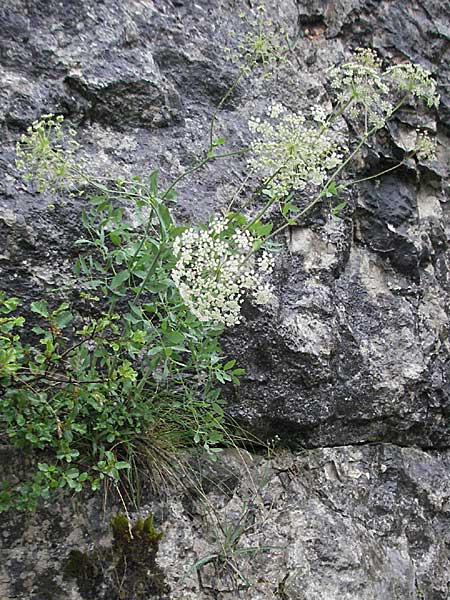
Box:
[1,445,450,599]
[1,0,450,598]
[0,0,449,448]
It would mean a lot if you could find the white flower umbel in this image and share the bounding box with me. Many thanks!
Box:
[415,130,437,161]
[172,217,274,327]
[226,4,289,76]
[330,48,393,129]
[248,103,343,197]
[387,63,440,108]
[330,48,440,129]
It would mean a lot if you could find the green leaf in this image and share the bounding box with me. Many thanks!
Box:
[331,201,347,217]
[223,359,236,370]
[109,231,122,246]
[54,311,73,328]
[66,468,80,479]
[212,136,226,147]
[325,181,338,197]
[115,461,130,470]
[148,170,159,196]
[147,346,163,356]
[191,554,219,571]
[164,331,185,347]
[252,239,263,252]
[110,270,130,290]
[30,300,49,318]
[0,297,19,314]
[154,203,173,238]
[249,222,272,237]
[52,303,69,315]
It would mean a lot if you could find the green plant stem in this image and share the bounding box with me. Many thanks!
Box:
[340,153,414,188]
[238,167,284,227]
[266,94,411,239]
[134,246,163,301]
[209,68,246,150]
[161,157,211,201]
[226,173,252,213]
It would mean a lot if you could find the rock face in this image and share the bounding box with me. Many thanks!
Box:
[0,0,449,598]
[2,445,450,600]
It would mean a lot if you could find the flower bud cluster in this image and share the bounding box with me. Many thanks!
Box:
[387,63,440,108]
[226,4,289,76]
[15,115,81,194]
[248,102,343,197]
[171,217,274,327]
[415,130,437,161]
[330,48,393,129]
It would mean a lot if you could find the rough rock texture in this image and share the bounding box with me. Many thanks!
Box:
[1,0,450,598]
[1,0,449,447]
[2,446,450,599]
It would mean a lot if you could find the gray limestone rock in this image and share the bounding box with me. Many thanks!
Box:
[1,445,450,599]
[1,0,450,598]
[1,0,449,448]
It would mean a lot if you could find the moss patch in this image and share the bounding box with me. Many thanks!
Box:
[64,514,169,600]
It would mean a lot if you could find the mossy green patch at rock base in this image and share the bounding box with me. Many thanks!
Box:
[64,514,169,600]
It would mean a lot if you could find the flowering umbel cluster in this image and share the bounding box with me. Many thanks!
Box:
[415,130,437,161]
[248,102,343,197]
[330,48,393,129]
[388,62,440,108]
[171,217,274,326]
[15,114,81,194]
[227,4,289,76]
[330,48,440,129]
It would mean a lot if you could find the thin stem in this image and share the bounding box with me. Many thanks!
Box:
[237,166,284,225]
[161,157,211,201]
[70,167,144,201]
[319,97,353,137]
[134,246,163,301]
[341,155,413,189]
[270,94,411,239]
[227,173,252,213]
[209,68,246,149]
[214,148,249,159]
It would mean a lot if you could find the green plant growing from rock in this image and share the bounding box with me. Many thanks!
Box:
[192,497,281,589]
[0,2,440,515]
[64,513,168,599]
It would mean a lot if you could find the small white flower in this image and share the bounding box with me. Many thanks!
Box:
[248,103,344,197]
[171,217,273,326]
[254,284,273,305]
[415,130,437,161]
